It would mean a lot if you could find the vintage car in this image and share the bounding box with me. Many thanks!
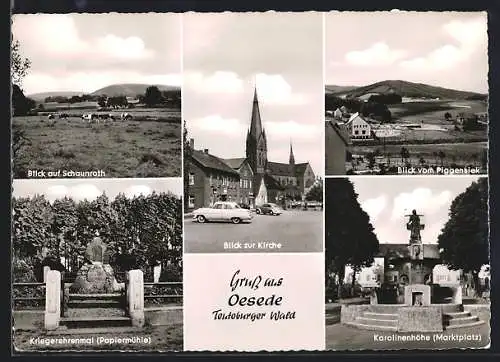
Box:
[192,201,253,224]
[255,203,282,216]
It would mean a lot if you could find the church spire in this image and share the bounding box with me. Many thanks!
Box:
[289,141,295,165]
[249,84,263,138]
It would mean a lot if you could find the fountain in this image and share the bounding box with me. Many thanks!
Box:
[340,210,485,332]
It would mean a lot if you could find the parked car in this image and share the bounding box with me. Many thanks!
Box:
[255,203,282,216]
[238,203,251,210]
[192,201,253,224]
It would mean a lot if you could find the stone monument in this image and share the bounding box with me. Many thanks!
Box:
[404,210,431,304]
[70,232,119,294]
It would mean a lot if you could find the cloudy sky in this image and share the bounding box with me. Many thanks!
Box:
[325,11,488,93]
[12,13,181,95]
[183,12,324,176]
[350,176,484,244]
[12,178,182,203]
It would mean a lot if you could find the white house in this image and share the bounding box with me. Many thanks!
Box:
[333,108,343,119]
[345,112,372,140]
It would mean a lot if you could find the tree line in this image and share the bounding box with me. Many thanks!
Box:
[325,94,394,122]
[12,192,183,282]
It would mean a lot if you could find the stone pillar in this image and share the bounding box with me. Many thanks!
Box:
[452,285,463,304]
[370,289,378,305]
[43,266,51,283]
[127,269,145,327]
[45,270,61,330]
[153,265,161,284]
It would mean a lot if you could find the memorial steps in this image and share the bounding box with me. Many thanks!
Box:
[443,311,484,329]
[49,292,139,334]
[343,304,485,332]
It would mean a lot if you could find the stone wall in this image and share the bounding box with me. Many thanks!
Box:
[397,306,443,332]
[13,310,44,330]
[340,303,462,324]
[145,306,183,326]
[13,307,184,330]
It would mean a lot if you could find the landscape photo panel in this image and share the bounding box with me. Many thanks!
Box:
[324,176,490,350]
[182,12,325,351]
[12,178,184,352]
[12,13,182,179]
[324,11,488,176]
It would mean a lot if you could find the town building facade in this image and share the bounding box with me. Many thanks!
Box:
[223,158,254,207]
[186,141,240,210]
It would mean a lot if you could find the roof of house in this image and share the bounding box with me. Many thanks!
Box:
[264,173,285,191]
[375,243,440,260]
[191,149,239,176]
[267,161,310,177]
[327,120,352,146]
[345,112,368,126]
[267,161,293,176]
[294,163,309,175]
[223,157,247,169]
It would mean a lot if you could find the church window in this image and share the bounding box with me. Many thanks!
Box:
[189,173,195,185]
[240,179,243,188]
[188,196,195,208]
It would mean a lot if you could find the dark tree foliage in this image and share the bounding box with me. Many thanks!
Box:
[12,84,36,116]
[305,179,323,202]
[12,192,183,282]
[144,86,163,107]
[368,93,402,105]
[325,178,380,298]
[11,39,31,88]
[326,94,392,121]
[437,178,489,293]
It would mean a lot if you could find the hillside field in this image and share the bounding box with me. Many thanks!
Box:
[389,100,487,123]
[13,109,181,178]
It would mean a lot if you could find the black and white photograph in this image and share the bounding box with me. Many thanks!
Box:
[12,178,183,352]
[324,12,488,176]
[12,13,182,179]
[324,176,490,350]
[182,13,324,253]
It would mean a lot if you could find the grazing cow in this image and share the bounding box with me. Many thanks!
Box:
[109,114,115,121]
[121,112,133,120]
[48,114,55,120]
[82,113,100,124]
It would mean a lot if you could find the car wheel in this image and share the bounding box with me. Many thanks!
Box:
[269,210,274,216]
[197,215,206,223]
[231,217,241,224]
[256,209,261,214]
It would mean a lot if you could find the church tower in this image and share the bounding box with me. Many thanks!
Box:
[289,141,296,183]
[289,141,295,166]
[246,86,267,175]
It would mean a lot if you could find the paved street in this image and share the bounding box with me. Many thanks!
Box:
[184,210,323,253]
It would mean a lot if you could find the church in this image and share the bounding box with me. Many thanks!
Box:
[186,87,316,210]
[225,87,316,207]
